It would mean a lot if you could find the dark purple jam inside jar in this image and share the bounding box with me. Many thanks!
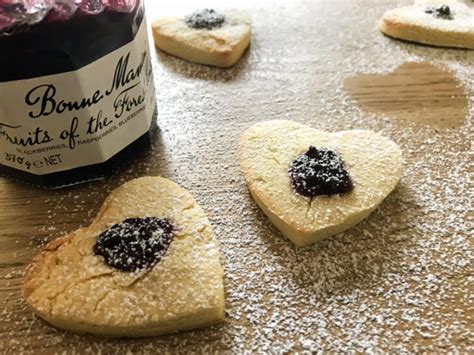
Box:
[0,0,156,187]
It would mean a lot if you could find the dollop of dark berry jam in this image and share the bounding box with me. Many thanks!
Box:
[184,8,225,30]
[425,5,453,20]
[93,217,174,272]
[288,146,353,198]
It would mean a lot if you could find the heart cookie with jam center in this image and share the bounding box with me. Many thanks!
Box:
[152,8,252,67]
[22,176,225,336]
[380,0,474,49]
[239,120,403,247]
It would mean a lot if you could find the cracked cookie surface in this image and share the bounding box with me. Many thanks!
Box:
[22,177,225,337]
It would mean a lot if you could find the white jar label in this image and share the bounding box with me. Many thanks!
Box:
[0,17,155,175]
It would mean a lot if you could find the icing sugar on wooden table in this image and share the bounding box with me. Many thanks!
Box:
[0,0,472,352]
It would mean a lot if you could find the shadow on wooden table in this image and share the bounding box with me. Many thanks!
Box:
[0,121,173,254]
[154,46,252,82]
[382,34,474,62]
[247,182,422,297]
[18,316,229,353]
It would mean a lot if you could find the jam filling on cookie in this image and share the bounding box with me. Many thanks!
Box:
[425,5,453,20]
[288,146,353,198]
[93,217,174,272]
[184,8,225,30]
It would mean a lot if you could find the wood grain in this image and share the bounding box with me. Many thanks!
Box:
[344,62,468,129]
[0,0,472,352]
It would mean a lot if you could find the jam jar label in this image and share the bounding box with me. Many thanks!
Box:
[0,18,155,175]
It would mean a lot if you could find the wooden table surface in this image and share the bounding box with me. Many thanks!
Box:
[1,0,472,353]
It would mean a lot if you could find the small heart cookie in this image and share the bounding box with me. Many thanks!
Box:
[22,177,225,337]
[239,120,403,247]
[152,9,252,67]
[380,0,474,49]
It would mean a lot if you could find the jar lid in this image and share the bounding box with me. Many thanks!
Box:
[0,0,137,34]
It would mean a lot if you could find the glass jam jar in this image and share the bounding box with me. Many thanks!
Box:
[0,0,156,187]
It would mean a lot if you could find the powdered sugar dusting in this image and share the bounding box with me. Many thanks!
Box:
[0,0,472,352]
[288,146,353,197]
[92,217,174,272]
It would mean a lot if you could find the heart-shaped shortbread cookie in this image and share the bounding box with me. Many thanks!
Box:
[380,0,474,49]
[152,9,252,67]
[239,120,403,247]
[22,177,225,337]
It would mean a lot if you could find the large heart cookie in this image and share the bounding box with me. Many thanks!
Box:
[239,120,403,247]
[152,9,252,67]
[22,177,225,337]
[380,0,474,49]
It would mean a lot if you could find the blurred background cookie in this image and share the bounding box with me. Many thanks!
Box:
[152,8,252,67]
[380,0,474,49]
